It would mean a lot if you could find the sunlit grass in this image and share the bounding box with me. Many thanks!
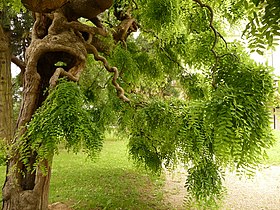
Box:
[0,130,279,209]
[49,139,169,210]
[264,130,280,165]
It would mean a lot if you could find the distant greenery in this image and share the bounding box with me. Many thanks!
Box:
[264,130,280,165]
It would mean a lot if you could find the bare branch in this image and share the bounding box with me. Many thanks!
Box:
[113,17,138,43]
[49,67,79,89]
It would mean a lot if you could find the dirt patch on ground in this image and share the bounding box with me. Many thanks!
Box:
[163,166,280,209]
[48,202,72,210]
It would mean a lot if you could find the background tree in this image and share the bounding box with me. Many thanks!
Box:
[0,0,16,144]
[0,0,277,209]
[0,0,32,144]
[0,23,13,144]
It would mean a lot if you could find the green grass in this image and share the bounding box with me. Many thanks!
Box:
[0,130,279,209]
[49,140,170,210]
[263,130,280,165]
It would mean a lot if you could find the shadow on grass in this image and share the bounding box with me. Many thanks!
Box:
[51,167,167,210]
[49,142,171,210]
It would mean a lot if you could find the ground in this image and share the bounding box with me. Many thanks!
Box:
[163,166,280,210]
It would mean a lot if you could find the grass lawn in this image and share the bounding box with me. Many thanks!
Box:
[49,139,170,210]
[0,131,279,209]
[263,130,280,165]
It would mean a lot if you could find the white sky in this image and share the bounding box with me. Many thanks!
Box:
[11,63,20,77]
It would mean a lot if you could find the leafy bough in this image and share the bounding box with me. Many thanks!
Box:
[19,79,103,170]
[126,53,275,208]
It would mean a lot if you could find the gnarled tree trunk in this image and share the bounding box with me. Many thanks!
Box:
[2,11,88,210]
[2,2,136,208]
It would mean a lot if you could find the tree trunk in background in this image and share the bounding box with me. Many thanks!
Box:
[0,25,13,144]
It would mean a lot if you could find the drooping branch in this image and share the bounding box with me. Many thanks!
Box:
[86,43,130,102]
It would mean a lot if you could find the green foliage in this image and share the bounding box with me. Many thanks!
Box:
[137,0,180,33]
[242,0,280,52]
[180,72,211,100]
[78,1,277,207]
[1,3,33,57]
[79,55,127,134]
[10,11,34,56]
[19,79,103,168]
[185,158,224,209]
[127,99,185,172]
[0,0,22,12]
[124,44,275,206]
[87,1,277,207]
[0,0,24,29]
[5,0,278,208]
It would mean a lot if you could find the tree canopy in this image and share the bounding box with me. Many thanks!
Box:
[1,0,279,209]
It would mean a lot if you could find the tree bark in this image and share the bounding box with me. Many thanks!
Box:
[0,25,13,144]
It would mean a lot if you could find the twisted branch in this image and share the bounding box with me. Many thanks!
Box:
[11,55,26,71]
[86,43,130,102]
[193,0,218,88]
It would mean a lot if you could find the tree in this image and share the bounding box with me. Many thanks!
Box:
[0,24,13,144]
[0,0,31,145]
[0,0,277,209]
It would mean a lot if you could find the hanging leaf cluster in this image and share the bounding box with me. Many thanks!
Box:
[19,79,103,167]
[242,0,280,53]
[125,46,275,206]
